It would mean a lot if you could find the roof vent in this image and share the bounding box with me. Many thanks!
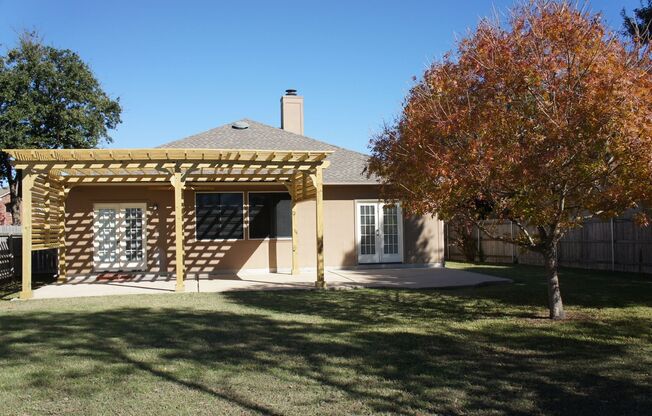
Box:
[232,121,249,129]
[285,89,297,96]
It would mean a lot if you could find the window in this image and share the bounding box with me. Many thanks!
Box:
[248,192,292,239]
[195,193,244,240]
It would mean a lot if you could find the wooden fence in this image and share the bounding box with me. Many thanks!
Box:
[0,226,19,281]
[0,226,58,282]
[445,215,652,274]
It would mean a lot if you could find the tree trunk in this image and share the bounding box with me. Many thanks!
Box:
[9,172,21,225]
[1,154,21,225]
[543,244,565,320]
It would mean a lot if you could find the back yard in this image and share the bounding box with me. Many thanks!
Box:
[1,262,650,415]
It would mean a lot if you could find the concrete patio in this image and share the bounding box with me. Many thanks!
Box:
[26,266,511,300]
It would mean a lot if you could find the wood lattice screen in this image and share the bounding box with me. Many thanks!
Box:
[31,173,65,251]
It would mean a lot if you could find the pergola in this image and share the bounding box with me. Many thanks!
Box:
[6,148,332,299]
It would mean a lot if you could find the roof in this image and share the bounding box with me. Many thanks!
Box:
[159,119,378,184]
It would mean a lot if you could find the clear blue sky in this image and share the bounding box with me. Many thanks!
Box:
[0,0,641,153]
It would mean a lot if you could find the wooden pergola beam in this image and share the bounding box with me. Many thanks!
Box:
[60,173,306,184]
[6,148,331,167]
[14,162,325,175]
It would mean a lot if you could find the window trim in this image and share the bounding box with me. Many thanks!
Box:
[194,191,245,242]
[246,190,293,241]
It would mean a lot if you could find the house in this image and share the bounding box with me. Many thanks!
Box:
[6,90,444,299]
[0,188,12,225]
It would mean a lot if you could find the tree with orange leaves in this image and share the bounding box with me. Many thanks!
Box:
[368,1,652,319]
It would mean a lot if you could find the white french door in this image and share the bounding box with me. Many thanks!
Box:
[356,201,403,264]
[93,203,147,271]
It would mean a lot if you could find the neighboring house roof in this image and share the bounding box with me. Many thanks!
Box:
[159,119,378,184]
[0,187,9,198]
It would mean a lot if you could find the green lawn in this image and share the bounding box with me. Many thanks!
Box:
[1,263,650,415]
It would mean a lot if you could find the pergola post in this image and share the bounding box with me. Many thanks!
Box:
[313,166,325,288]
[20,170,35,300]
[290,179,300,275]
[171,171,186,292]
[57,186,68,283]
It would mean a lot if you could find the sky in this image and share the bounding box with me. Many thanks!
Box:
[0,0,643,154]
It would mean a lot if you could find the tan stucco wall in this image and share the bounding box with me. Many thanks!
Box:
[64,184,444,275]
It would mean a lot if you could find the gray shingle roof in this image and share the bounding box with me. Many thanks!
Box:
[159,119,378,184]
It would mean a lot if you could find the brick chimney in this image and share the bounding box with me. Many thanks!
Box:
[280,89,304,135]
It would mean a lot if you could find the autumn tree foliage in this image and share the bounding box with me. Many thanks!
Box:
[368,1,652,319]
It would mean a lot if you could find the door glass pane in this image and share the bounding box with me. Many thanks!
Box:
[360,205,376,255]
[97,208,117,262]
[124,208,144,261]
[383,204,399,255]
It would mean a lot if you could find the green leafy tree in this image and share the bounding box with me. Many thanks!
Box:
[0,33,121,224]
[623,0,652,43]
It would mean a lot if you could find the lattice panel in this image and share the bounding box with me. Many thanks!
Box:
[31,173,65,250]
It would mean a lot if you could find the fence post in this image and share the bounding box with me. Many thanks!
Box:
[510,221,514,263]
[445,222,449,261]
[9,234,15,280]
[477,226,480,257]
[610,218,615,272]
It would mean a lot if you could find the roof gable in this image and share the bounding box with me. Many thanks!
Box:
[159,119,378,184]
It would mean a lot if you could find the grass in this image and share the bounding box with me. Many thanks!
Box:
[0,262,650,415]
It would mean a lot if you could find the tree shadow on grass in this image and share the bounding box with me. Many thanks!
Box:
[1,296,650,415]
[222,289,515,324]
[446,262,652,310]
